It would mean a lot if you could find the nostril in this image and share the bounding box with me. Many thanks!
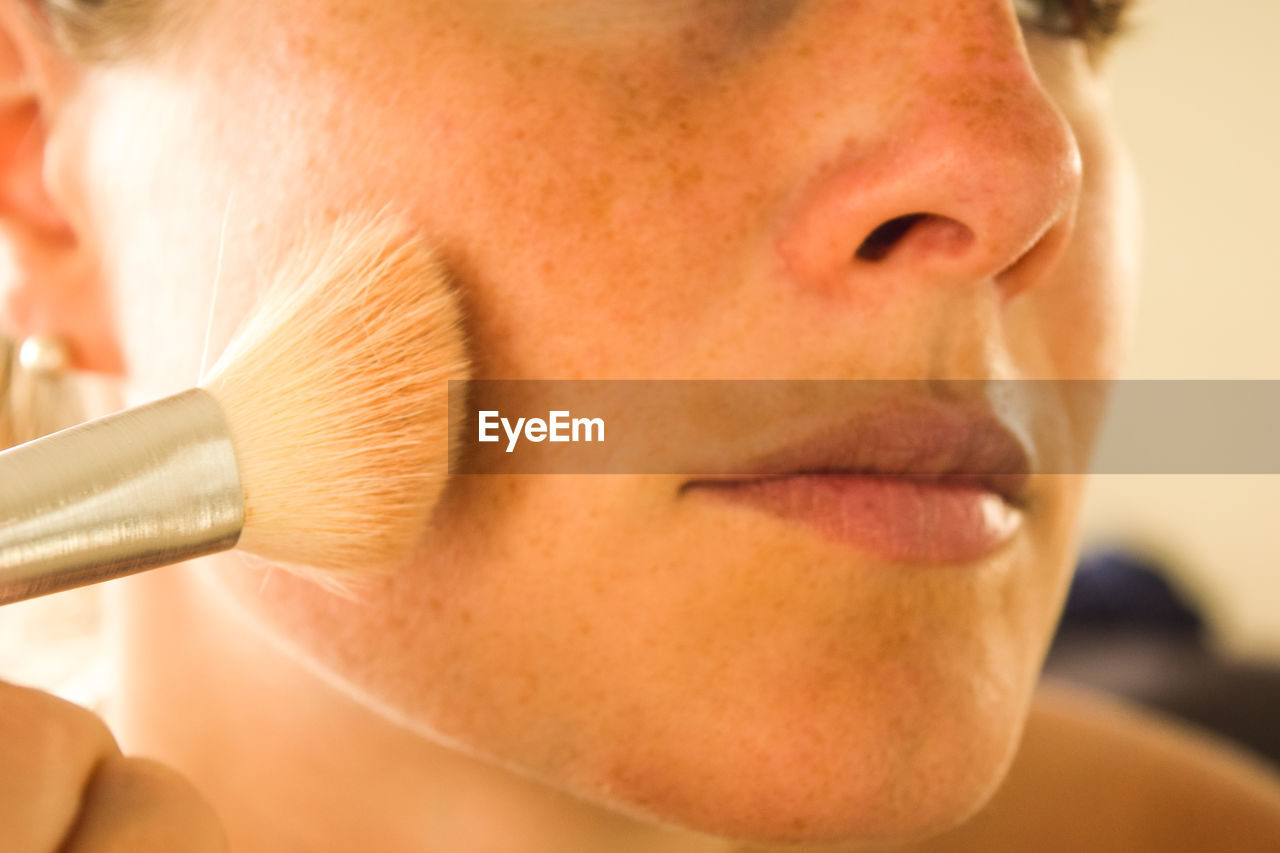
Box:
[854,213,930,262]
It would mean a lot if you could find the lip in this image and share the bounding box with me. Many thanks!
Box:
[682,398,1034,564]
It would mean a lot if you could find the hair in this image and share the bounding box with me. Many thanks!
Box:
[39,0,189,62]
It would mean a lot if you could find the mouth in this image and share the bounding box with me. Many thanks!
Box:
[681,397,1034,564]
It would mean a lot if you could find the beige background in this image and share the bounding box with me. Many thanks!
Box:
[1080,0,1280,658]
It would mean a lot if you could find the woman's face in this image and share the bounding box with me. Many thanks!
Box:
[54,0,1138,843]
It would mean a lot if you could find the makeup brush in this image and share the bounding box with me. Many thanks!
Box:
[0,214,470,604]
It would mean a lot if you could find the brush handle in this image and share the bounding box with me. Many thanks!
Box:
[0,388,243,605]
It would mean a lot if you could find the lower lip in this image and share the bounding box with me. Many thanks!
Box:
[689,474,1024,564]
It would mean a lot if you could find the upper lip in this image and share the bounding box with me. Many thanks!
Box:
[687,397,1034,508]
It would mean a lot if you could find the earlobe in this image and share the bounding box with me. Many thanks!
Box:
[0,1,123,374]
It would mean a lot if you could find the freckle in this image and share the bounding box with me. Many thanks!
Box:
[574,60,603,87]
[673,164,704,191]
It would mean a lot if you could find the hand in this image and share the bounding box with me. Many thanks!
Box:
[0,680,227,852]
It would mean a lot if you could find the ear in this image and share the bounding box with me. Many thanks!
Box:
[0,1,122,374]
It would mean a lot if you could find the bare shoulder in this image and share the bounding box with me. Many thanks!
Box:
[925,679,1280,852]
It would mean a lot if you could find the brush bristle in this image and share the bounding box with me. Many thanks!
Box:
[200,216,469,582]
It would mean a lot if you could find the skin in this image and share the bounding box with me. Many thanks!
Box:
[0,0,1162,850]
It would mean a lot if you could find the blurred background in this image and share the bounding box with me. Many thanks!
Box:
[1055,0,1280,764]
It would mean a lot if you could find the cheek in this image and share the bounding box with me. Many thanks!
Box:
[1042,54,1140,381]
[1079,118,1141,373]
[60,75,217,394]
[1021,42,1140,381]
[58,3,457,395]
[65,69,355,400]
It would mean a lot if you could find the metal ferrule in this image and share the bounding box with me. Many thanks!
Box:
[0,387,244,605]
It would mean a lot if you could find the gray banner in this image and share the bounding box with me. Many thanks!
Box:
[446,380,1280,475]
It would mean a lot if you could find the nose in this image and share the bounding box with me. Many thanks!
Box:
[773,3,1083,302]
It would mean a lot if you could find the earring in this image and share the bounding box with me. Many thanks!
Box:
[0,333,84,449]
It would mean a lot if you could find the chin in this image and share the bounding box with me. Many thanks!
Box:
[564,663,1034,847]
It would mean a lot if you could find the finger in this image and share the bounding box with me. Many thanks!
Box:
[60,756,229,853]
[0,681,119,853]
